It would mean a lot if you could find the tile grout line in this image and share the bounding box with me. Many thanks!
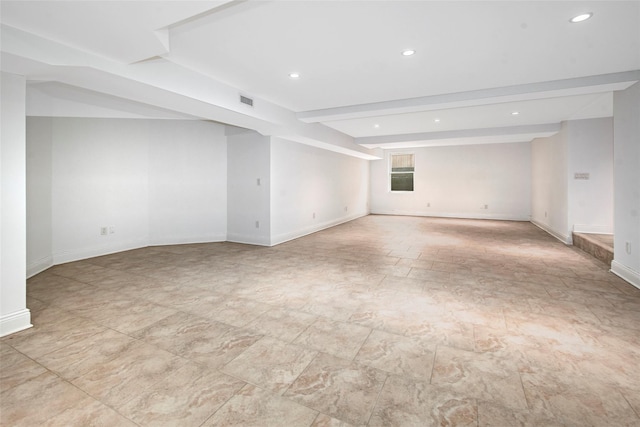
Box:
[364,372,389,426]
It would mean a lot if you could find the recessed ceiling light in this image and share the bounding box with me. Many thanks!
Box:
[288,72,300,79]
[570,13,592,23]
[511,111,520,116]
[434,118,441,123]
[401,49,416,56]
[374,124,380,128]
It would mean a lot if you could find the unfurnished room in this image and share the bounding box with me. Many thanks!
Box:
[1,1,639,426]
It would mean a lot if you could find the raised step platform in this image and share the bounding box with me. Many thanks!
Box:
[573,232,614,267]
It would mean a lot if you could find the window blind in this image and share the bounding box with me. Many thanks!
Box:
[391,154,414,171]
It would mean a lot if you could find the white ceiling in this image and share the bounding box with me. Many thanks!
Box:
[168,0,639,111]
[1,1,639,153]
[325,92,614,138]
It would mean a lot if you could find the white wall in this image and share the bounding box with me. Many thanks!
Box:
[532,118,615,244]
[531,123,570,242]
[51,118,150,264]
[612,82,640,288]
[148,120,227,245]
[1,72,31,336]
[567,118,614,234]
[26,117,228,274]
[226,131,271,245]
[270,137,369,245]
[371,142,531,221]
[26,117,53,276]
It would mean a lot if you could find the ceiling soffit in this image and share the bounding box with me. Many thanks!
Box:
[1,1,639,152]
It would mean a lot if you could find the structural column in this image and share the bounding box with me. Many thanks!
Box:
[0,72,31,336]
[612,82,640,289]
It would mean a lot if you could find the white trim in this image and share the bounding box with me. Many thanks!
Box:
[27,255,54,278]
[52,239,147,265]
[371,210,531,222]
[28,235,228,277]
[270,212,368,246]
[148,233,227,246]
[611,260,640,290]
[573,224,614,234]
[226,233,271,247]
[530,220,572,244]
[0,309,32,337]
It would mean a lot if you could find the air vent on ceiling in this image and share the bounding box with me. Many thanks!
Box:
[240,95,254,107]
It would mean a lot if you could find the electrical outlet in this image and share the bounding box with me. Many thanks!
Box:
[109,226,115,234]
[345,206,348,212]
[626,241,632,254]
[313,212,316,219]
[100,227,108,236]
[574,172,590,180]
[255,220,260,228]
[427,202,430,207]
[257,178,261,186]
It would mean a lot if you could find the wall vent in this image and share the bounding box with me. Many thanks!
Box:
[240,95,254,107]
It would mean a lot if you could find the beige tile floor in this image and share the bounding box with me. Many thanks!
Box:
[2,215,640,426]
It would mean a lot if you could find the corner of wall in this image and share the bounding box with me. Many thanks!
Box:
[611,260,640,290]
[613,81,640,286]
[226,233,272,247]
[27,256,54,279]
[530,219,572,244]
[1,72,29,337]
[0,309,32,338]
[270,211,368,246]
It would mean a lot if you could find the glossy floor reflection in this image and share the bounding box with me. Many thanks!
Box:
[2,215,640,426]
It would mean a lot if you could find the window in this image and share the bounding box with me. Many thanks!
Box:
[390,153,414,191]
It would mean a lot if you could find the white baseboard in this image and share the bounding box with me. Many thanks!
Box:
[530,220,571,244]
[0,309,32,337]
[573,224,613,234]
[226,233,271,247]
[52,239,148,265]
[148,233,227,246]
[611,260,640,290]
[371,210,531,222]
[29,234,228,276]
[270,212,368,246]
[27,255,54,278]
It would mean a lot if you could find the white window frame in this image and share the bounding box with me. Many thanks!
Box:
[389,153,415,192]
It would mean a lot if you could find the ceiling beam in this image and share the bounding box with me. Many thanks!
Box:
[0,24,379,160]
[297,71,640,123]
[356,123,561,149]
